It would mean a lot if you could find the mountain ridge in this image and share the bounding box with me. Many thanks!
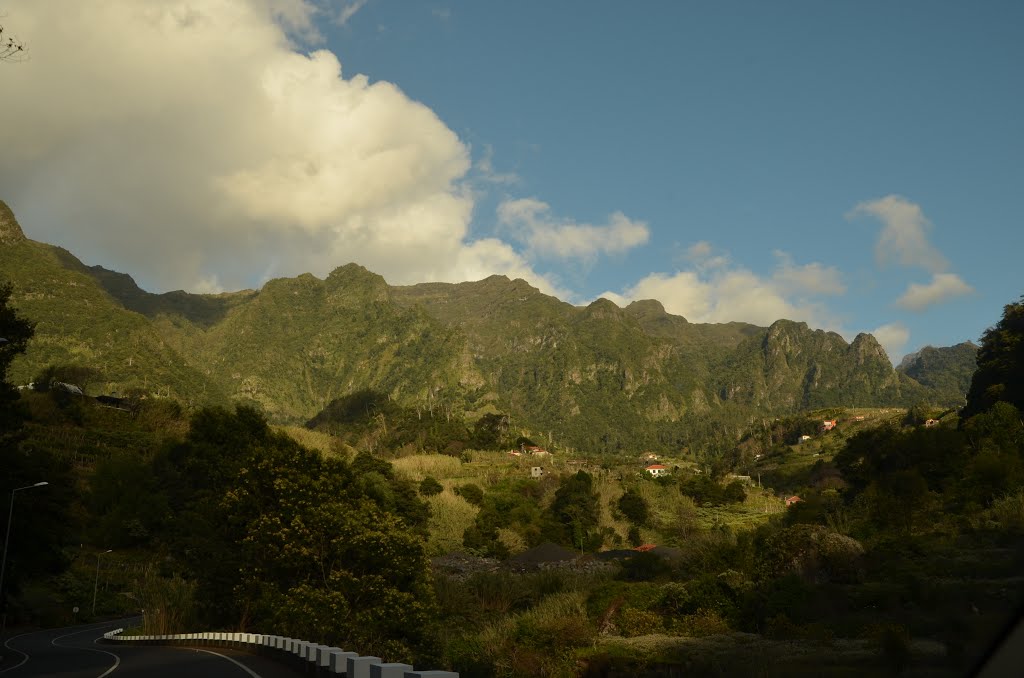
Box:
[0,202,977,452]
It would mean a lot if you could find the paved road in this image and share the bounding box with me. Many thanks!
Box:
[1,619,302,677]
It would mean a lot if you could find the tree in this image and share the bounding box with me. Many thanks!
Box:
[617,488,650,526]
[0,281,34,440]
[0,283,75,620]
[471,412,509,449]
[0,282,33,381]
[159,406,437,661]
[544,471,602,551]
[963,296,1024,419]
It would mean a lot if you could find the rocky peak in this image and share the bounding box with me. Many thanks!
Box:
[583,297,624,321]
[626,299,684,321]
[325,263,390,302]
[0,200,27,244]
[849,332,889,365]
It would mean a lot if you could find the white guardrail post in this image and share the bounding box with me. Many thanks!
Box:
[100,628,459,676]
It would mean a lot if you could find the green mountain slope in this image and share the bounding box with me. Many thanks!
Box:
[193,264,476,421]
[0,202,222,402]
[1,200,976,452]
[897,342,979,405]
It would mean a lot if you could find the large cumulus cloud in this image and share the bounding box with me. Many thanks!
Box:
[0,0,553,293]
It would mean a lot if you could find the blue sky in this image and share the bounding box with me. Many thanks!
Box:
[1,1,1021,361]
[323,1,1022,357]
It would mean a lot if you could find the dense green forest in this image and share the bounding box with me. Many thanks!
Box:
[2,275,1023,675]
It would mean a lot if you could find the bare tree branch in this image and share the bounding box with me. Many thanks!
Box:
[0,21,28,62]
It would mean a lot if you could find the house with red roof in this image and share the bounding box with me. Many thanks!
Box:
[645,464,668,477]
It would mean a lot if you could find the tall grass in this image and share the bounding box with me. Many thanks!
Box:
[393,453,463,481]
[138,575,198,634]
[278,425,347,458]
[989,490,1024,531]
[425,490,478,556]
[475,591,594,677]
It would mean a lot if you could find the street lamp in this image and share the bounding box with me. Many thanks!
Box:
[92,550,113,616]
[0,481,48,635]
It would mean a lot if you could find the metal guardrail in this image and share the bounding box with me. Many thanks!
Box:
[101,628,457,677]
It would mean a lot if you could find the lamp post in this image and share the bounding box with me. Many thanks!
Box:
[0,481,48,635]
[92,549,113,616]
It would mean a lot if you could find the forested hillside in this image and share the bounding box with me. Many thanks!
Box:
[1,200,976,453]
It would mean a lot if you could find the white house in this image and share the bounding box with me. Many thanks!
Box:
[645,464,668,478]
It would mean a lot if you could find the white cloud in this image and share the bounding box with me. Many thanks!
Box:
[599,250,844,329]
[847,195,948,273]
[476,144,519,185]
[870,322,910,365]
[771,251,846,296]
[895,273,974,311]
[681,240,730,271]
[0,0,564,295]
[686,241,713,259]
[497,198,649,262]
[335,0,368,26]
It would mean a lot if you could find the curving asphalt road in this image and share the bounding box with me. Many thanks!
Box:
[1,619,302,678]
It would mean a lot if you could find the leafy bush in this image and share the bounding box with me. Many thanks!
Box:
[617,607,663,637]
[674,608,732,637]
[988,490,1024,532]
[454,483,484,506]
[419,476,443,496]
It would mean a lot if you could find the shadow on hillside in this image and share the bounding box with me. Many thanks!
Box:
[51,247,254,328]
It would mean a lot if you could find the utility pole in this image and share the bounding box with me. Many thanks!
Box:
[1,482,48,635]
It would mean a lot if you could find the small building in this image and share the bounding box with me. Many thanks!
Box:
[645,464,668,478]
[523,445,551,457]
[727,474,753,485]
[508,450,522,457]
[642,452,659,461]
[799,435,812,443]
[821,419,837,432]
[924,418,940,428]
[530,466,545,478]
[785,495,803,507]
[852,415,865,421]
[53,382,83,396]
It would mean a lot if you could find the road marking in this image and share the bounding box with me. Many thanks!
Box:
[51,623,122,677]
[91,637,122,677]
[194,649,264,678]
[0,632,31,674]
[2,619,120,675]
